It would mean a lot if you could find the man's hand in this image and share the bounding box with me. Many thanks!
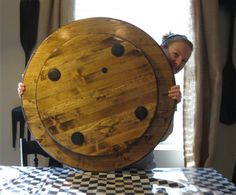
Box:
[18,82,26,97]
[168,85,182,103]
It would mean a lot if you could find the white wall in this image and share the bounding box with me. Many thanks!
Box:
[0,0,24,165]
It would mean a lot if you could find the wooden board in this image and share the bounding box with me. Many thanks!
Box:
[22,17,175,171]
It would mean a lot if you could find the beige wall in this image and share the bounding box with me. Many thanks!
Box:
[0,0,24,165]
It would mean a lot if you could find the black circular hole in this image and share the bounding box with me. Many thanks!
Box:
[101,67,108,73]
[111,43,125,57]
[71,132,84,145]
[48,68,61,81]
[135,106,148,121]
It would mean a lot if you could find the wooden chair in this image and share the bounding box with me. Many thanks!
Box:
[12,106,30,148]
[20,138,63,167]
[233,160,236,185]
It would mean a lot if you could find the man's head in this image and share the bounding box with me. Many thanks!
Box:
[161,33,193,74]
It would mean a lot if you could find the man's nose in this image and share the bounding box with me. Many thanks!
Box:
[174,57,182,66]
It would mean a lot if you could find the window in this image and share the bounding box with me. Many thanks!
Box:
[74,0,192,151]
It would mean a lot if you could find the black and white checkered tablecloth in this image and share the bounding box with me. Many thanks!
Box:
[0,166,235,194]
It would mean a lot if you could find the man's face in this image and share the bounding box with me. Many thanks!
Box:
[164,41,192,74]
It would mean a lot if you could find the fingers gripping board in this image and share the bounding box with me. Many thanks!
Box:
[22,17,175,171]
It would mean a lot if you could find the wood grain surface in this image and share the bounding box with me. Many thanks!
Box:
[22,17,175,171]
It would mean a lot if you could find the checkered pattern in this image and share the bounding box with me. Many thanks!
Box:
[182,168,236,194]
[0,166,235,194]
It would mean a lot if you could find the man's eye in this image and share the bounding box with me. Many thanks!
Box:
[173,52,179,58]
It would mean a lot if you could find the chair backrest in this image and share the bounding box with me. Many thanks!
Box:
[233,160,236,185]
[20,138,63,167]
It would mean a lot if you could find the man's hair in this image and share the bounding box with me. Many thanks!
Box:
[161,32,193,51]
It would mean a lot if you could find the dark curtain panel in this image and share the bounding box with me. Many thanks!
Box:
[185,0,236,180]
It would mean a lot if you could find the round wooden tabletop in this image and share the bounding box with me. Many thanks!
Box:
[22,17,175,171]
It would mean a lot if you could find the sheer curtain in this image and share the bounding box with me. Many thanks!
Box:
[183,37,196,167]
